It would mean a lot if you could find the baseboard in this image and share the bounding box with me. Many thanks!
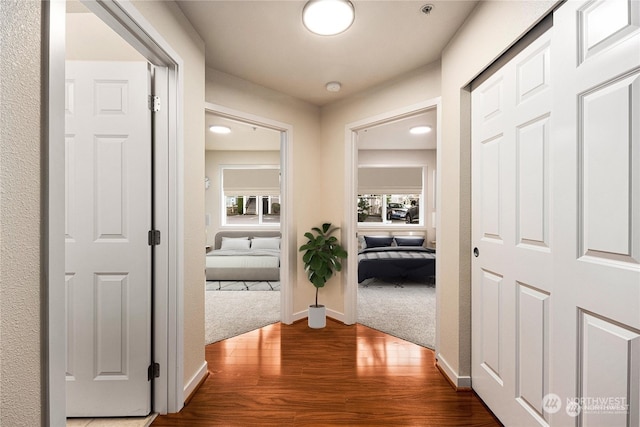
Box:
[436,353,472,390]
[183,361,208,405]
[326,308,345,323]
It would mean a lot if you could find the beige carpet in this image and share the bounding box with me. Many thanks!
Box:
[357,278,436,349]
[205,288,280,345]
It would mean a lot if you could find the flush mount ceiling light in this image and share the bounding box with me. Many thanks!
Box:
[209,125,231,134]
[410,125,432,135]
[302,0,355,36]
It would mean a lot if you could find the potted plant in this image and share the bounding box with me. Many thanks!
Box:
[299,222,348,328]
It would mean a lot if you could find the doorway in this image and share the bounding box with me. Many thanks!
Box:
[48,0,184,423]
[344,99,442,354]
[205,102,295,326]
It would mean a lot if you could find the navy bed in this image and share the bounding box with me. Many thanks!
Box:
[357,246,436,283]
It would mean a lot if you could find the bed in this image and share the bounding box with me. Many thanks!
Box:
[357,235,435,283]
[206,231,281,281]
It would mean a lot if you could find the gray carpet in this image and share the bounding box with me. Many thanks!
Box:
[205,285,280,345]
[357,278,436,349]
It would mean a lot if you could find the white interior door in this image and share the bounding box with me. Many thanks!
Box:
[472,28,553,427]
[65,61,152,417]
[550,1,640,426]
[472,1,640,426]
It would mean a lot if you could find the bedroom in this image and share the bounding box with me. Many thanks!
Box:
[355,109,437,348]
[203,110,284,342]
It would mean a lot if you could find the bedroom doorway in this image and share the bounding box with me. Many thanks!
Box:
[204,103,294,344]
[344,99,442,353]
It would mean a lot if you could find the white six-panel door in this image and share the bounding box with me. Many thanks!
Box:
[472,28,554,427]
[551,1,639,426]
[65,61,152,417]
[472,1,640,426]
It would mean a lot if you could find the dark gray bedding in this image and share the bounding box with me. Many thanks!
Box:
[357,246,435,283]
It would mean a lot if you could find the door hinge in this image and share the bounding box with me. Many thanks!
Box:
[148,230,161,246]
[148,362,160,381]
[148,95,160,112]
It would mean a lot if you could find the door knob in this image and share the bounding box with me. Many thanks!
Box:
[473,247,479,257]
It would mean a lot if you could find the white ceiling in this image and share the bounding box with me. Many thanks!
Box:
[206,113,281,151]
[206,108,436,151]
[178,0,478,106]
[357,109,436,150]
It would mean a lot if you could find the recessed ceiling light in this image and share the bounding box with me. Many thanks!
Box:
[410,125,432,135]
[302,0,355,36]
[209,125,231,134]
[326,81,342,92]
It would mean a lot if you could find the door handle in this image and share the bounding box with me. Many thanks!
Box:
[473,247,479,257]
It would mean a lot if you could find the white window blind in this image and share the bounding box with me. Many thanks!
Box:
[222,168,280,196]
[358,167,422,194]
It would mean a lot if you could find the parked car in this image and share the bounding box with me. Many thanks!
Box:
[405,202,419,223]
[386,203,408,220]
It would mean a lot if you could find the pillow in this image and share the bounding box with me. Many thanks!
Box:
[251,237,280,250]
[220,237,250,250]
[394,236,425,247]
[364,236,394,248]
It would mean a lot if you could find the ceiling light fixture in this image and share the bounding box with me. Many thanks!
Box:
[410,125,432,135]
[326,81,342,92]
[209,125,231,134]
[302,0,355,36]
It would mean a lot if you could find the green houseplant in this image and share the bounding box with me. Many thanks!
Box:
[299,223,348,328]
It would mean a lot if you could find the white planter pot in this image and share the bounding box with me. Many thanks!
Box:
[308,304,326,329]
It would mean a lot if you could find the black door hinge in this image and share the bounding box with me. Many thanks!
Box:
[148,230,161,246]
[148,362,160,381]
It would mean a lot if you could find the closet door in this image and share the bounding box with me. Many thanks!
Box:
[550,1,640,426]
[472,28,553,427]
[472,1,640,426]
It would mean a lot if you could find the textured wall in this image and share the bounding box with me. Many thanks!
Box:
[0,1,44,426]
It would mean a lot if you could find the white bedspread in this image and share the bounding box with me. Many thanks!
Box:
[206,249,280,269]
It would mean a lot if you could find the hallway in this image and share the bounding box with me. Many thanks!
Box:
[152,321,501,426]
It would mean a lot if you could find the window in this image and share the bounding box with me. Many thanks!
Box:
[357,167,423,225]
[357,194,421,224]
[222,167,280,226]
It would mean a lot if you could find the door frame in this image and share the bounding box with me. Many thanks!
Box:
[343,98,442,350]
[46,0,185,424]
[205,102,295,324]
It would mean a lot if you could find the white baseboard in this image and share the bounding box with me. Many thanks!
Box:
[326,307,345,323]
[183,361,208,402]
[292,309,307,323]
[437,352,472,389]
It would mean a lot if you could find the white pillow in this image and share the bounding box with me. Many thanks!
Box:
[251,237,280,250]
[220,237,250,250]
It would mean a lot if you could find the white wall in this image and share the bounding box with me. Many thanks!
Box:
[66,12,144,61]
[205,150,280,245]
[438,0,558,384]
[319,62,442,314]
[0,1,44,425]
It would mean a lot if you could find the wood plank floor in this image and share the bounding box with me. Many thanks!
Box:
[151,320,502,426]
